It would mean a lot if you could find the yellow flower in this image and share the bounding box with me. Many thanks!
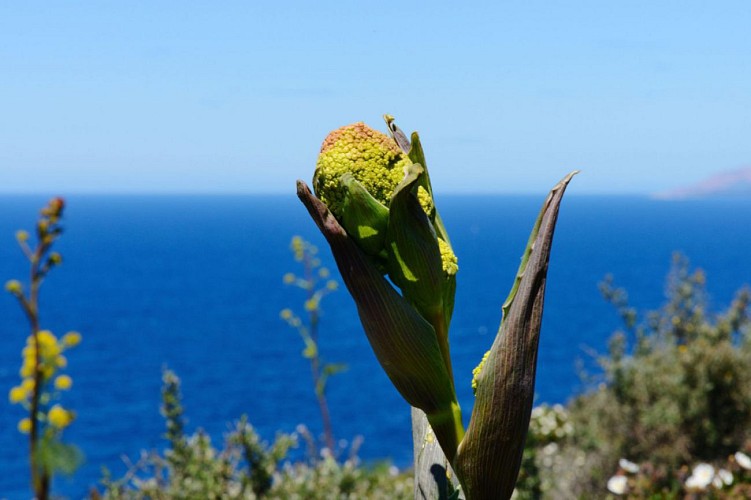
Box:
[283,273,296,284]
[20,359,35,378]
[36,330,62,358]
[5,280,22,294]
[54,375,73,390]
[48,405,73,428]
[21,378,35,392]
[9,386,27,403]
[22,345,36,359]
[55,355,67,368]
[37,330,57,348]
[304,298,318,312]
[42,365,56,379]
[61,331,82,347]
[280,309,293,320]
[15,230,29,242]
[18,418,32,434]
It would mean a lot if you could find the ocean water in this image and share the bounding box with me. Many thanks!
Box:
[0,193,750,498]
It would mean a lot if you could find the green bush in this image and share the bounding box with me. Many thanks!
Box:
[99,369,412,499]
[515,254,751,498]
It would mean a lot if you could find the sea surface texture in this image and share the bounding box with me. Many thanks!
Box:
[1,194,749,497]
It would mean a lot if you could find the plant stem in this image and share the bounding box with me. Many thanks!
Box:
[27,242,49,500]
[304,253,335,453]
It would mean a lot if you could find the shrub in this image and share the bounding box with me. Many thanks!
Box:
[99,369,412,499]
[516,254,751,498]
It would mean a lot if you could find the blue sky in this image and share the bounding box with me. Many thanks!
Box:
[1,2,749,194]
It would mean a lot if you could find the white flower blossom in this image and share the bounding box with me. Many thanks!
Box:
[685,463,715,491]
[718,468,733,486]
[618,458,640,474]
[735,451,751,470]
[607,475,628,495]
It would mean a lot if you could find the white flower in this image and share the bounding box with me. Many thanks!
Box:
[718,468,733,486]
[542,442,559,456]
[713,475,724,489]
[735,451,751,470]
[607,475,628,495]
[618,458,640,474]
[685,463,715,491]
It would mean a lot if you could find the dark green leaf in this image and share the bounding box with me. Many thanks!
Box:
[454,171,577,500]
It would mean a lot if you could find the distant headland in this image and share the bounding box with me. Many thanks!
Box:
[653,166,751,200]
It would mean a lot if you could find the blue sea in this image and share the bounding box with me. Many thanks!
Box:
[1,193,750,498]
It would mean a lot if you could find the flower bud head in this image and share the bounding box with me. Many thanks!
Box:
[61,331,82,347]
[18,418,32,434]
[54,374,73,390]
[48,404,73,428]
[5,280,22,295]
[314,122,411,217]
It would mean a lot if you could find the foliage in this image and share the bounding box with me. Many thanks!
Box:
[5,197,83,499]
[514,254,751,498]
[99,369,412,499]
[280,235,344,453]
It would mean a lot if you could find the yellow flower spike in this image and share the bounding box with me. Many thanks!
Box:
[437,238,459,276]
[18,418,32,434]
[48,405,73,428]
[54,374,73,390]
[61,331,82,347]
[9,386,27,403]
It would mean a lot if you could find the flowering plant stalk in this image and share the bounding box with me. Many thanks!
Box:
[5,198,82,500]
[280,235,344,453]
[297,115,575,499]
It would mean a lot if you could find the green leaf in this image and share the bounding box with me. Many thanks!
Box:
[34,437,84,477]
[339,173,390,260]
[454,171,577,500]
[386,164,445,324]
[406,131,451,245]
[323,363,348,376]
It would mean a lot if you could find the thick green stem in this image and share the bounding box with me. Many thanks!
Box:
[426,401,465,465]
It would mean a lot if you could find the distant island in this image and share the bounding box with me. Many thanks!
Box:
[654,166,751,199]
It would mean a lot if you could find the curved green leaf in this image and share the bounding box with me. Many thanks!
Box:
[339,173,390,260]
[454,171,578,500]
